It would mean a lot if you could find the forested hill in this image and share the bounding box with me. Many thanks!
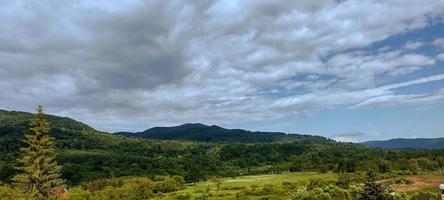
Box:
[361,137,444,150]
[115,123,329,143]
[1,108,444,187]
[0,109,96,137]
[0,108,330,144]
[0,108,345,185]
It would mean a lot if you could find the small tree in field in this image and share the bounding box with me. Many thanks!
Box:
[437,157,444,176]
[12,105,64,199]
[360,170,387,200]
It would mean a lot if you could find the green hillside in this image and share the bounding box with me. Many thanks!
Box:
[116,123,329,143]
[1,109,443,190]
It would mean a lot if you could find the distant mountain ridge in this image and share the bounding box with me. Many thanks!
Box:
[3,109,441,149]
[361,137,444,150]
[0,108,330,144]
[116,123,329,143]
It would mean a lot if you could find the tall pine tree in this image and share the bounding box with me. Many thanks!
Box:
[12,105,64,199]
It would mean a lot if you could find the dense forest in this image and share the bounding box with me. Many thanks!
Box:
[115,122,329,143]
[0,109,443,199]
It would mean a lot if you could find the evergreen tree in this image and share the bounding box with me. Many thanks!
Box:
[437,157,444,176]
[12,105,64,199]
[360,170,387,200]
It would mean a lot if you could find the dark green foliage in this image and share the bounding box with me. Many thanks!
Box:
[409,191,438,200]
[336,172,351,189]
[67,176,185,200]
[393,178,413,185]
[378,160,392,174]
[0,162,15,183]
[117,123,331,143]
[437,156,444,175]
[360,170,393,200]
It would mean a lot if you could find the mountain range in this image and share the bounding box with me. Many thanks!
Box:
[115,123,328,143]
[361,137,444,150]
[2,107,443,187]
[115,122,444,149]
[0,108,333,148]
[1,108,443,149]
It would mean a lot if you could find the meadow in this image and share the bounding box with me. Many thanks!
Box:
[153,172,444,200]
[154,172,337,200]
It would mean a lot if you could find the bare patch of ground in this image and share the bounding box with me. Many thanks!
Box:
[380,174,444,192]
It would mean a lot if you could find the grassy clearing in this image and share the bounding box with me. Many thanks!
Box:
[154,172,444,200]
[153,172,337,200]
[380,172,444,194]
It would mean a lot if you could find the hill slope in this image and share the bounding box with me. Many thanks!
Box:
[0,109,95,136]
[3,108,441,187]
[361,137,444,149]
[0,108,348,185]
[116,123,328,143]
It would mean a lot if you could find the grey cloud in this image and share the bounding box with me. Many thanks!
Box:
[334,132,368,137]
[1,0,444,131]
[433,38,444,48]
[404,41,425,49]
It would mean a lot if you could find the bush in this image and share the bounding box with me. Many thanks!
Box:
[291,187,332,200]
[347,184,363,199]
[0,186,25,200]
[393,178,413,185]
[261,184,283,195]
[82,177,125,191]
[175,193,191,200]
[153,176,185,193]
[325,185,351,200]
[69,176,185,200]
[307,178,328,190]
[221,185,246,190]
[282,181,298,190]
[409,191,437,200]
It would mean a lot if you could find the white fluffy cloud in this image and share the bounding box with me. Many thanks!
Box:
[1,0,444,131]
[404,41,425,49]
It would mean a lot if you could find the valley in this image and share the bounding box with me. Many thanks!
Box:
[0,109,443,199]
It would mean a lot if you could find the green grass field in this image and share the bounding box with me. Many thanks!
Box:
[153,172,443,200]
[154,172,338,200]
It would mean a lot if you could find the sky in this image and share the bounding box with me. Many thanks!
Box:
[0,0,444,142]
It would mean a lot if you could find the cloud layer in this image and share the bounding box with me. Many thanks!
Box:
[1,0,444,132]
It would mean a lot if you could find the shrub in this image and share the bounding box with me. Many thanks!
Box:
[66,188,91,200]
[0,186,25,200]
[175,193,191,200]
[291,187,332,200]
[393,178,413,185]
[221,185,246,190]
[154,177,185,193]
[325,185,352,200]
[409,191,437,200]
[307,178,327,190]
[69,176,185,200]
